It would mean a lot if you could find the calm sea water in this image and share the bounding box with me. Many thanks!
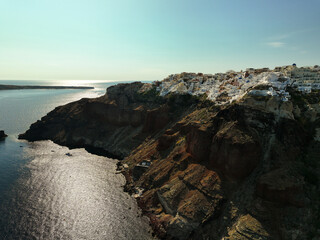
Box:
[0,80,154,239]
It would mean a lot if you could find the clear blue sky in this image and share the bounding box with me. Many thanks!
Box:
[1,0,319,81]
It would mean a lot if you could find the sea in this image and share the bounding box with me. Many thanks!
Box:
[0,80,154,240]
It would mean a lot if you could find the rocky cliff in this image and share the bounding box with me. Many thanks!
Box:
[20,76,320,239]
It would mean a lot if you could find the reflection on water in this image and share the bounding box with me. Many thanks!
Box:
[0,140,153,240]
[0,80,155,239]
[0,136,29,197]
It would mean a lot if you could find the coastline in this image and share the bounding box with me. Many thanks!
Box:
[18,67,320,239]
[0,86,155,239]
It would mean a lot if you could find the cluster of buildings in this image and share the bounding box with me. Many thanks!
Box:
[290,66,320,93]
[154,64,320,105]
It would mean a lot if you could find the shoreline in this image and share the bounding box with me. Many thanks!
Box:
[0,84,94,90]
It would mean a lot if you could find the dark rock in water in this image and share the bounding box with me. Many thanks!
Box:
[0,130,7,140]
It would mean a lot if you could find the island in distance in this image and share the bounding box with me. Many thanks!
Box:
[0,84,94,90]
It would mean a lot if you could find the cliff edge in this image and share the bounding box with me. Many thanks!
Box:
[20,66,320,239]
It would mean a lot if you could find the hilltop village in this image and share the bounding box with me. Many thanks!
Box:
[154,64,320,105]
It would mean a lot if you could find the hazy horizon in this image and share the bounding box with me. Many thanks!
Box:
[1,0,320,81]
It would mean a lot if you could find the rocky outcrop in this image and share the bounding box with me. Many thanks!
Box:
[225,214,271,240]
[19,80,320,240]
[0,130,7,140]
[19,83,168,159]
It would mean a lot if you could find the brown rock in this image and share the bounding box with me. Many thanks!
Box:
[157,133,178,151]
[186,125,213,162]
[225,214,271,240]
[209,122,261,180]
[142,106,170,133]
[256,168,305,207]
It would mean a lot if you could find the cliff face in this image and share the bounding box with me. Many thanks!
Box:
[20,82,165,158]
[20,82,320,240]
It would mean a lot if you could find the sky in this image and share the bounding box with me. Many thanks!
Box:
[0,0,320,81]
